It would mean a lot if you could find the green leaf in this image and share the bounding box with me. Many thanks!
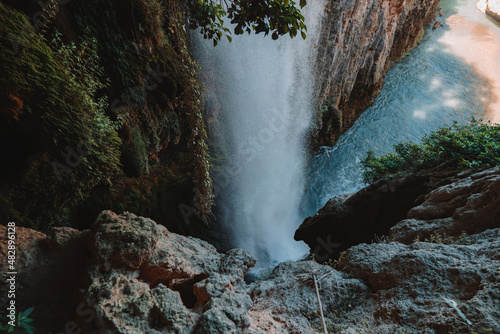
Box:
[300,0,307,8]
[23,323,36,334]
[23,307,34,318]
[301,31,306,39]
[226,35,232,42]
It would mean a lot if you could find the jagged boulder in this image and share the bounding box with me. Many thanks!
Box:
[295,166,500,261]
[332,228,500,333]
[249,227,500,333]
[295,169,431,259]
[248,261,371,333]
[391,167,500,243]
[0,212,257,334]
[294,166,475,260]
[84,211,256,334]
[2,208,499,333]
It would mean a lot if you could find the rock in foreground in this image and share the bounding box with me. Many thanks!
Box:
[295,167,500,260]
[251,228,500,333]
[86,211,257,333]
[0,211,257,334]
[1,209,499,333]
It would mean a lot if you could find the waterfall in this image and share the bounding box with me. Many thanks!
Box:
[194,1,327,267]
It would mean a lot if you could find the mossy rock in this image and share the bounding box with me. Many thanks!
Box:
[121,127,148,177]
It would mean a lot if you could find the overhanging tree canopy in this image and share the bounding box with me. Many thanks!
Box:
[187,0,308,45]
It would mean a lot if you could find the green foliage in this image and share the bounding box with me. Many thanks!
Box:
[182,58,215,217]
[187,0,308,46]
[0,307,36,334]
[0,3,121,230]
[187,0,230,45]
[121,128,148,177]
[361,121,500,183]
[71,0,214,219]
[50,29,110,106]
[70,0,141,90]
[1,0,215,229]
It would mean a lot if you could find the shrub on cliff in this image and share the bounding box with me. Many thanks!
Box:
[362,121,500,183]
[0,3,121,230]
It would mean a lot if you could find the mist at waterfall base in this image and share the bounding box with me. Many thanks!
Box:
[194,1,326,270]
[302,0,500,217]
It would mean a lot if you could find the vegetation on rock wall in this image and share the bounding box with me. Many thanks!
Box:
[0,3,121,230]
[0,0,213,232]
[362,121,500,183]
[69,0,215,221]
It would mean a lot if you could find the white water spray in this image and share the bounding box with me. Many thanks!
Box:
[195,0,327,266]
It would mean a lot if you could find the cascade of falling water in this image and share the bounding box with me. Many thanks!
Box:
[194,0,327,267]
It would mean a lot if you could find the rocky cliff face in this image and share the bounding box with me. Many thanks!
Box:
[311,0,440,147]
[2,205,499,333]
[251,227,500,333]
